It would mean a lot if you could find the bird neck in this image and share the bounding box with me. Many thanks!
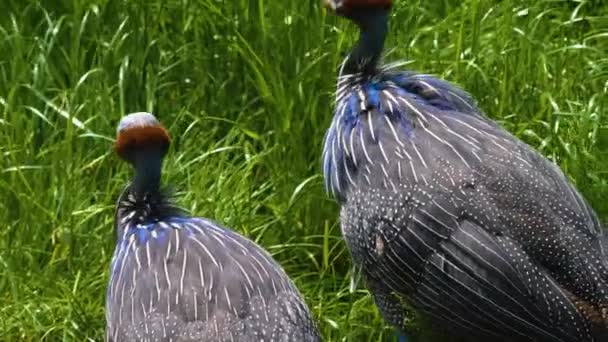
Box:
[131,151,164,196]
[344,10,389,75]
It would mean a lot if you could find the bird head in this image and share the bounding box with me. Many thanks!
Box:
[115,112,170,165]
[323,0,392,17]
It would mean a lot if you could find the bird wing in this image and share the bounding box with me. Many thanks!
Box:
[388,75,608,308]
[460,134,608,302]
[419,103,608,334]
[416,215,589,341]
[354,187,590,341]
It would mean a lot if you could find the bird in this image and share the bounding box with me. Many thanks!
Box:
[106,112,321,342]
[321,1,608,341]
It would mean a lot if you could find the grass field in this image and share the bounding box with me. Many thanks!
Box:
[0,0,606,340]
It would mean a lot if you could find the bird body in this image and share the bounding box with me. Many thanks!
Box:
[322,1,608,341]
[106,113,320,342]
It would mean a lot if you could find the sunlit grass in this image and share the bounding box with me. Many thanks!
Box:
[0,0,606,341]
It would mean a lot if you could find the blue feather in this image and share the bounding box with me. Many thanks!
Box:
[136,227,150,243]
[365,82,382,109]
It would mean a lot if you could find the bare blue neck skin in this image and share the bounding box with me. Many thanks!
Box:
[131,150,164,195]
[343,9,390,75]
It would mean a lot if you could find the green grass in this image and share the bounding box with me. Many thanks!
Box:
[0,0,606,340]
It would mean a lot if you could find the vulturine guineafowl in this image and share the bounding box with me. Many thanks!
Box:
[321,1,608,341]
[106,112,321,342]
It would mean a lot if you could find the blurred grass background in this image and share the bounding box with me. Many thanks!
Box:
[0,0,606,340]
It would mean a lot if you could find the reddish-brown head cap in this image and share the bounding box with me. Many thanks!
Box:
[115,112,170,162]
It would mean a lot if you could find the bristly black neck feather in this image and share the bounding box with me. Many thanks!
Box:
[114,186,185,240]
[343,9,390,76]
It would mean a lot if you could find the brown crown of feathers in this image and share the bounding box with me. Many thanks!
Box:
[115,125,170,161]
